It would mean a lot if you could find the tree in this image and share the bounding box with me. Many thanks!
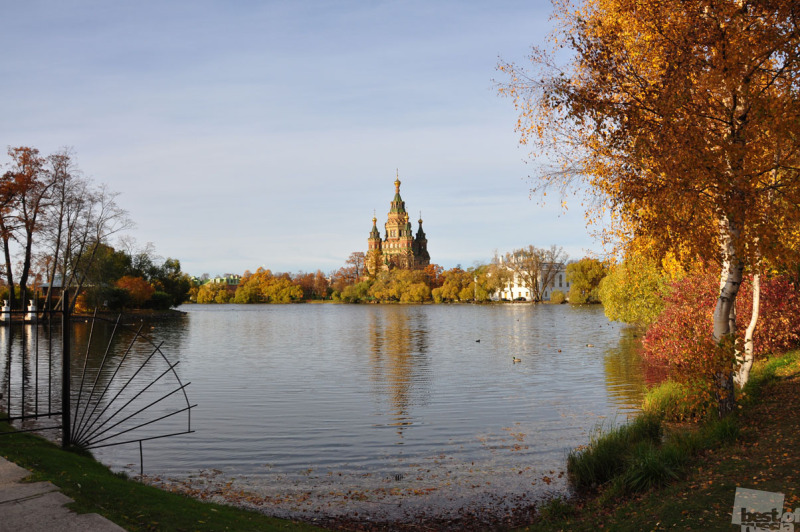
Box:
[566,258,607,304]
[421,263,444,290]
[500,0,800,414]
[115,275,155,307]
[3,147,52,309]
[502,245,566,301]
[197,281,232,304]
[57,184,131,311]
[432,267,472,303]
[151,258,192,307]
[346,252,366,280]
[598,255,671,327]
[313,270,329,299]
[37,148,98,311]
[642,271,800,414]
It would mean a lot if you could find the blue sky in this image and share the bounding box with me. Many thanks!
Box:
[1,1,599,276]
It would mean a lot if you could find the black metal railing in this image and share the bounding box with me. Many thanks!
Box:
[0,295,194,475]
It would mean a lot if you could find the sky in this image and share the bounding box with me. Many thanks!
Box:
[1,0,601,277]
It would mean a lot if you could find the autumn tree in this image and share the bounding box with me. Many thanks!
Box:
[197,281,233,304]
[500,0,800,414]
[2,147,53,309]
[432,267,473,303]
[314,270,329,298]
[421,263,444,290]
[115,275,155,307]
[598,255,671,327]
[566,258,607,304]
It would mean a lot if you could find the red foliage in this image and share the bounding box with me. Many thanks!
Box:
[643,272,800,367]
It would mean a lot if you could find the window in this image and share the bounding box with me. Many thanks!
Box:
[559,274,562,287]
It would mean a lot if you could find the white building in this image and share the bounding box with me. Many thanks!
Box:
[494,262,570,302]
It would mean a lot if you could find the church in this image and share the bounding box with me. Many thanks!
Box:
[366,175,430,276]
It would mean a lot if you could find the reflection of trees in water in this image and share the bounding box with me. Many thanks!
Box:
[367,306,431,437]
[1,316,190,448]
[0,323,62,428]
[603,327,647,411]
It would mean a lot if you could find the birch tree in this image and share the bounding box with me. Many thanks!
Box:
[499,0,800,415]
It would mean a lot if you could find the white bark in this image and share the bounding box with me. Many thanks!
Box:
[713,215,743,416]
[735,273,760,387]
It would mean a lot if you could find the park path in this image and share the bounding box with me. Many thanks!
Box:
[0,455,124,532]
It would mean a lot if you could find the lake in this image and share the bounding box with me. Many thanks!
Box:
[3,303,647,524]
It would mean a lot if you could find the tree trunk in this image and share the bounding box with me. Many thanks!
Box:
[18,226,35,311]
[735,273,760,388]
[712,216,743,417]
[1,231,15,310]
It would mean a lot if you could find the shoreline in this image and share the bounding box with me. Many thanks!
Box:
[1,351,797,530]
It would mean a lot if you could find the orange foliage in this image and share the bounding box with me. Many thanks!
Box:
[116,275,155,307]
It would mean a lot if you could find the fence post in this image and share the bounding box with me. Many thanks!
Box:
[62,291,70,448]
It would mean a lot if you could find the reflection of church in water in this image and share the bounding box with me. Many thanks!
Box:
[367,308,431,438]
[366,174,430,276]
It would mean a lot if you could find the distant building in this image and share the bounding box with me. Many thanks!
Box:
[199,274,241,293]
[366,175,430,275]
[494,260,569,302]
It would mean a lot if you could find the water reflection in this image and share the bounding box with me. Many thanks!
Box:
[367,306,431,437]
[6,305,654,524]
[603,327,647,413]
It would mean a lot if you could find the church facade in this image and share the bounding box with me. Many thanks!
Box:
[366,176,430,276]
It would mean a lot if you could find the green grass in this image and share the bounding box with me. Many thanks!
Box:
[523,349,800,531]
[566,413,662,491]
[0,424,326,531]
[642,380,701,421]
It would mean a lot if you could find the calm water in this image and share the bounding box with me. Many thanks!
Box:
[2,304,647,522]
[89,303,645,521]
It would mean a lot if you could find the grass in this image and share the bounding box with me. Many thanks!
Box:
[520,348,800,531]
[642,379,701,421]
[0,424,327,531]
[566,413,662,491]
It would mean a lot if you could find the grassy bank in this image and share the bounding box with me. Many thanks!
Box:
[521,349,800,531]
[0,425,326,532]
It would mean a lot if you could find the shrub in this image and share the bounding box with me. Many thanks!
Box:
[550,290,566,304]
[644,272,800,364]
[642,272,800,406]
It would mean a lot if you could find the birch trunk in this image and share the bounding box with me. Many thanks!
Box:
[735,273,760,387]
[713,216,743,417]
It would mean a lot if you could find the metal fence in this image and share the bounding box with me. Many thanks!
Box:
[0,297,194,474]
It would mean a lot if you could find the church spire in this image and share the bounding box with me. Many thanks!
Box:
[390,171,406,214]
